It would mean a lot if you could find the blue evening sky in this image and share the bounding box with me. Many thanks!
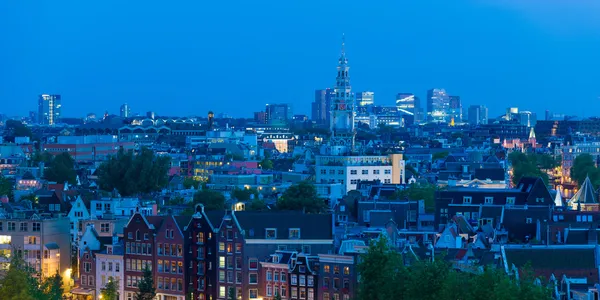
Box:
[1,0,600,118]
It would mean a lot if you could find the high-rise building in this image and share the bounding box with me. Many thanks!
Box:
[265,103,292,126]
[356,91,374,107]
[426,88,450,123]
[396,93,419,116]
[253,111,266,124]
[120,103,131,118]
[312,88,334,126]
[329,36,355,155]
[38,94,62,125]
[468,105,488,125]
[449,95,462,122]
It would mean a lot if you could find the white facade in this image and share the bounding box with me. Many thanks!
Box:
[315,154,405,194]
[90,198,153,218]
[67,196,91,243]
[95,248,124,299]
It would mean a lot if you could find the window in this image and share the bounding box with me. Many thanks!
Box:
[219,256,225,268]
[320,169,326,175]
[267,271,272,281]
[463,196,472,204]
[227,256,233,269]
[484,197,493,204]
[32,222,40,232]
[291,274,298,285]
[274,271,279,282]
[329,170,335,175]
[219,242,225,252]
[249,258,258,270]
[20,223,27,232]
[350,170,357,175]
[219,270,225,282]
[324,292,330,300]
[334,278,340,289]
[343,279,350,289]
[116,262,120,272]
[300,275,306,286]
[235,243,242,253]
[281,272,287,282]
[8,222,15,231]
[384,169,391,174]
[526,218,533,224]
[102,262,106,271]
[100,223,110,233]
[300,288,307,299]
[362,170,368,175]
[219,286,226,298]
[308,275,314,286]
[384,179,391,184]
[344,266,350,275]
[249,273,258,284]
[267,285,273,296]
[128,232,133,239]
[235,256,242,269]
[292,288,298,299]
[143,233,149,240]
[266,228,277,239]
[227,271,234,283]
[249,289,258,299]
[334,265,340,274]
[337,170,344,175]
[506,197,516,205]
[373,170,380,175]
[96,203,102,211]
[289,228,300,239]
[236,271,243,284]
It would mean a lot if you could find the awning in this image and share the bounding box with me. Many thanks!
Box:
[44,242,60,250]
[71,288,94,295]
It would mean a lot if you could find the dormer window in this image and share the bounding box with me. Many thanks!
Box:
[266,229,277,239]
[289,228,301,239]
[463,197,472,204]
[506,197,516,205]
[484,197,493,204]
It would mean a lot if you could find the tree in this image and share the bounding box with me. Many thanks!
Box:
[31,151,53,166]
[101,276,119,300]
[232,188,258,201]
[432,151,449,161]
[0,250,42,300]
[393,184,436,213]
[260,158,273,170]
[571,153,600,188]
[44,152,77,184]
[357,236,406,300]
[508,152,549,185]
[277,181,325,213]
[228,287,236,300]
[40,270,64,300]
[0,175,14,200]
[183,177,200,189]
[3,120,32,141]
[274,294,282,300]
[135,266,156,300]
[193,189,226,211]
[248,199,267,211]
[98,147,171,196]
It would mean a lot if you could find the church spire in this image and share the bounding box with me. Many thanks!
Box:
[328,34,355,155]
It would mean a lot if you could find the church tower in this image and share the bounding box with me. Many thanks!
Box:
[329,35,356,155]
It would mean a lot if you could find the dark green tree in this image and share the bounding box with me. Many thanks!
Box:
[432,151,449,161]
[508,152,549,185]
[228,287,236,300]
[232,188,258,201]
[571,153,600,188]
[183,177,200,189]
[248,199,267,211]
[260,158,274,170]
[393,184,436,213]
[277,181,325,213]
[0,250,43,300]
[40,270,64,300]
[4,120,32,140]
[135,266,156,300]
[101,276,119,300]
[274,294,282,300]
[193,189,226,211]
[0,175,14,200]
[98,147,171,196]
[357,236,406,300]
[44,152,77,184]
[31,151,53,166]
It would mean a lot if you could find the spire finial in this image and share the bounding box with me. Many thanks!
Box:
[341,33,346,55]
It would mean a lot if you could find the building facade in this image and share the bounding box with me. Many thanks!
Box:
[329,37,355,155]
[38,94,62,125]
[468,105,488,125]
[426,88,450,123]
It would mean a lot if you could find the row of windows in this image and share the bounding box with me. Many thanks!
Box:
[218,242,241,253]
[290,274,314,286]
[125,259,152,272]
[265,284,288,297]
[157,277,184,291]
[100,261,120,272]
[264,228,301,239]
[323,293,351,300]
[321,169,391,175]
[157,243,183,257]
[80,275,94,286]
[322,265,351,275]
[219,270,244,284]
[0,222,41,232]
[219,256,242,269]
[157,260,184,274]
[265,270,287,282]
[462,196,516,205]
[125,242,153,255]
[322,277,351,289]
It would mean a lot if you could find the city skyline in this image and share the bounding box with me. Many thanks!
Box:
[1,1,600,119]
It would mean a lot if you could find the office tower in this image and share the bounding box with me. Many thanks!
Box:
[426,88,450,123]
[38,94,62,125]
[312,88,334,126]
[356,91,374,107]
[265,103,292,126]
[518,111,537,127]
[120,103,131,118]
[449,95,462,122]
[468,105,488,125]
[396,93,419,116]
[329,36,355,155]
[253,111,266,124]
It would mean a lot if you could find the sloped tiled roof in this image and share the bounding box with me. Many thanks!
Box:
[571,176,597,204]
[504,247,595,270]
[234,211,333,240]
